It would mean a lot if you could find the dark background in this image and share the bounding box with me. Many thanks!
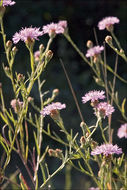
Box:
[0,0,127,189]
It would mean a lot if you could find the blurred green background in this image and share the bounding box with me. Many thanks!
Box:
[0,0,127,189]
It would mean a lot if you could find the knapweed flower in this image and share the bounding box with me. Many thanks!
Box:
[34,50,40,62]
[43,22,64,37]
[117,123,127,138]
[82,90,105,105]
[98,16,120,31]
[95,102,115,118]
[10,99,23,113]
[1,0,15,6]
[91,144,122,156]
[86,46,104,58]
[12,27,43,44]
[40,102,66,117]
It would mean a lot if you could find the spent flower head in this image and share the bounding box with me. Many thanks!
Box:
[12,27,43,44]
[43,22,64,37]
[1,0,15,6]
[117,123,127,139]
[40,102,66,117]
[86,46,104,58]
[95,102,115,118]
[82,90,105,105]
[98,16,120,31]
[91,144,122,156]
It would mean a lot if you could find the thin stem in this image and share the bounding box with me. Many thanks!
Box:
[110,31,122,50]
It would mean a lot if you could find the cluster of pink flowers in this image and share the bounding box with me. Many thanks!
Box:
[98,16,120,30]
[82,90,115,118]
[40,102,66,117]
[86,46,104,58]
[117,123,127,139]
[91,143,122,156]
[42,20,67,37]
[12,27,43,44]
[1,0,15,6]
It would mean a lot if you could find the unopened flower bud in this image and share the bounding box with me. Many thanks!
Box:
[53,89,59,97]
[45,50,53,62]
[4,66,11,77]
[6,40,12,49]
[80,121,86,128]
[80,136,86,147]
[91,140,98,149]
[86,40,93,48]
[48,149,56,157]
[55,149,63,159]
[39,44,44,53]
[120,49,124,54]
[12,46,18,56]
[28,97,34,102]
[105,35,112,44]
[17,73,25,81]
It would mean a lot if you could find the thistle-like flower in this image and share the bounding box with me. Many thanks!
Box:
[86,46,104,58]
[117,123,127,139]
[98,16,120,31]
[42,22,64,37]
[82,90,105,105]
[40,102,66,117]
[91,144,122,156]
[12,27,43,44]
[1,0,15,6]
[95,102,115,118]
[58,20,67,29]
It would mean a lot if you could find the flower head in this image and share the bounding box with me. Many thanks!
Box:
[43,22,64,37]
[95,102,115,118]
[98,16,120,31]
[117,123,127,139]
[12,27,43,44]
[10,99,23,113]
[1,0,15,6]
[40,102,66,117]
[82,90,105,104]
[91,144,122,156]
[86,46,104,58]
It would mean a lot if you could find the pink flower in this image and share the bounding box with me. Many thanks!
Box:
[10,99,23,113]
[89,188,99,190]
[40,102,66,117]
[86,46,104,57]
[91,144,122,156]
[95,102,115,118]
[1,0,15,6]
[43,22,64,36]
[117,123,127,139]
[58,20,67,29]
[82,90,105,104]
[12,27,43,44]
[98,16,120,30]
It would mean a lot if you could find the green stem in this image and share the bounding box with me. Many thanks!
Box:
[110,31,122,50]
